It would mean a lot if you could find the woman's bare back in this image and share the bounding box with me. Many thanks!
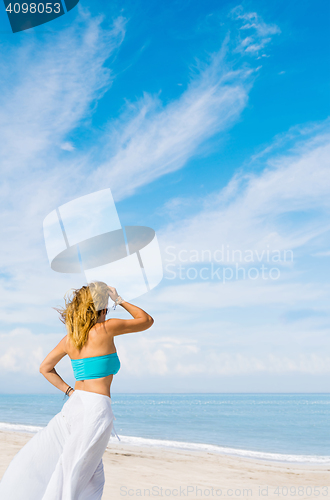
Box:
[65,319,117,398]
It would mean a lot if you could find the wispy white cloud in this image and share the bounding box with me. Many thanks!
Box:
[89,51,254,199]
[0,12,127,177]
[0,9,127,270]
[81,7,281,200]
[228,5,281,56]
[158,122,330,263]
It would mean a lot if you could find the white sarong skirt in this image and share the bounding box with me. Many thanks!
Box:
[0,389,115,500]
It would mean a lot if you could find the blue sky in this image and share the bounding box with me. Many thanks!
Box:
[0,0,329,393]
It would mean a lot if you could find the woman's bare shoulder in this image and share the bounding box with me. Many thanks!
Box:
[102,318,117,334]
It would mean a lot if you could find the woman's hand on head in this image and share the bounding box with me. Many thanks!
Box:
[107,286,120,303]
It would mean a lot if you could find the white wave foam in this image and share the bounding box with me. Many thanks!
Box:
[1,422,328,465]
[0,422,43,434]
[108,434,330,465]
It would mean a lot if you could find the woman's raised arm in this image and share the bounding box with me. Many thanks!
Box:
[106,286,154,336]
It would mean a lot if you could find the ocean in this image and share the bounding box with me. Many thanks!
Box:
[0,393,329,465]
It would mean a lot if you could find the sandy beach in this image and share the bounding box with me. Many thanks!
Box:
[0,431,329,499]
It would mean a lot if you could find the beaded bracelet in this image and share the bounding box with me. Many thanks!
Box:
[111,296,124,310]
[63,386,74,400]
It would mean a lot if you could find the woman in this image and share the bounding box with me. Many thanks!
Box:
[0,281,154,500]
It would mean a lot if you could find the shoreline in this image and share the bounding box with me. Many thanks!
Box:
[0,426,329,466]
[0,431,329,499]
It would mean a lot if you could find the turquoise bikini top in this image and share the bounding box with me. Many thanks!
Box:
[71,353,121,381]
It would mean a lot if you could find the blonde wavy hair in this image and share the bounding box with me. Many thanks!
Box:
[55,281,109,350]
